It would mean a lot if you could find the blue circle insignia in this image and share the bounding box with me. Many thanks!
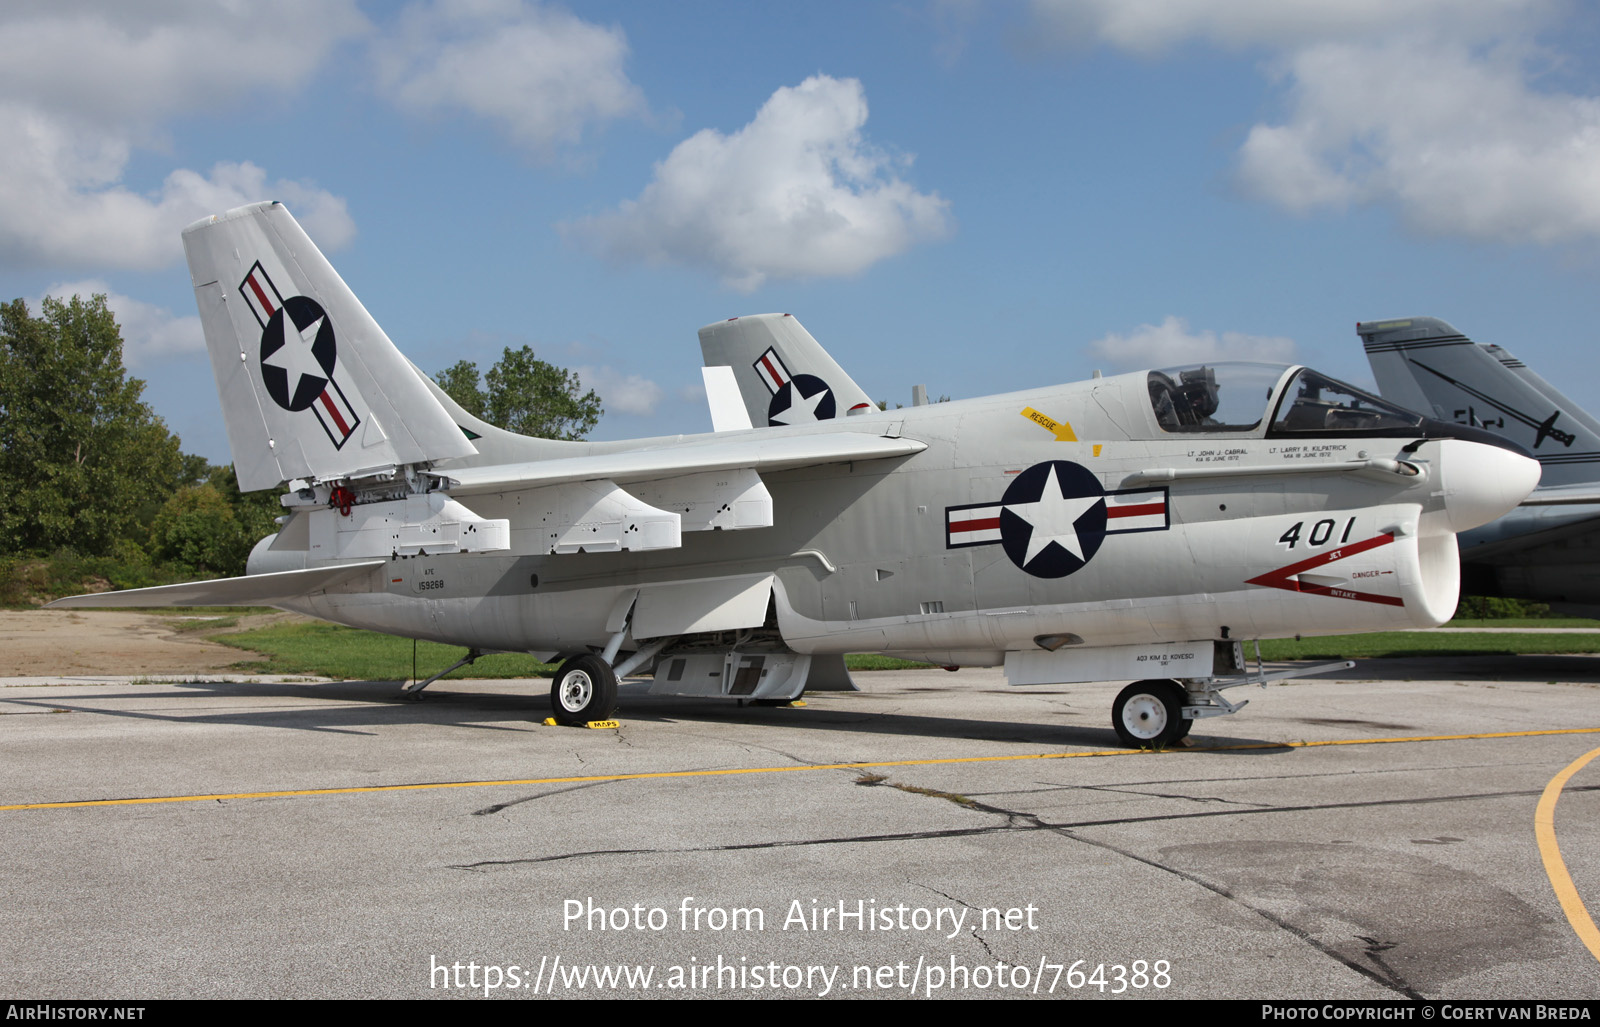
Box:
[768,374,836,426]
[998,460,1108,578]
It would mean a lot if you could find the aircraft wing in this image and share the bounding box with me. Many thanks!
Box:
[265,430,928,561]
[437,431,925,494]
[1520,485,1600,506]
[46,561,386,609]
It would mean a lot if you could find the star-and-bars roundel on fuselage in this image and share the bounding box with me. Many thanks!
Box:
[753,345,837,426]
[945,459,1170,578]
[240,261,362,450]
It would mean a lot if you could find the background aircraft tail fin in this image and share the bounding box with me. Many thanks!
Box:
[182,201,477,491]
[698,313,877,428]
[1360,316,1600,487]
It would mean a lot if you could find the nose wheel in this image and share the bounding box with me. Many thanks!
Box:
[1112,679,1191,748]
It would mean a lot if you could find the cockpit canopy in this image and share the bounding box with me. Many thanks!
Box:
[1147,364,1424,436]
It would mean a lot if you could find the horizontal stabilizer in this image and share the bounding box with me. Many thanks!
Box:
[45,561,386,609]
[440,431,925,495]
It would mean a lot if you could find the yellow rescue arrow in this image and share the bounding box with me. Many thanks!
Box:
[1020,406,1077,442]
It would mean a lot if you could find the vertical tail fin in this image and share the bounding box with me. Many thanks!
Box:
[698,313,876,428]
[182,201,477,490]
[1360,316,1600,487]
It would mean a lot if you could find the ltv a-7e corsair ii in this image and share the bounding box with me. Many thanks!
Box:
[54,202,1539,746]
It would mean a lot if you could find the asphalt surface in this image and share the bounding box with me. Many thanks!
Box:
[3,657,1599,1000]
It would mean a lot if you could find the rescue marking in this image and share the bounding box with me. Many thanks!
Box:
[7,725,1598,813]
[1020,407,1077,442]
[1535,744,1600,964]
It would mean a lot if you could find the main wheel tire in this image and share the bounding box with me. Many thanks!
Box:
[550,654,618,725]
[1112,679,1187,748]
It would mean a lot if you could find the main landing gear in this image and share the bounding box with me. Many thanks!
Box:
[1110,657,1357,749]
[549,653,619,725]
[1112,680,1192,748]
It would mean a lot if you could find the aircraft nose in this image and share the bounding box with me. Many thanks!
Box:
[1430,438,1542,534]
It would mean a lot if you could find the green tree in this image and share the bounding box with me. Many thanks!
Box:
[206,463,283,552]
[0,296,182,556]
[148,484,250,575]
[434,346,602,440]
[434,359,488,420]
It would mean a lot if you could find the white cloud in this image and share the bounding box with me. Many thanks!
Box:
[0,2,364,270]
[1028,0,1545,54]
[0,1,367,128]
[577,365,664,416]
[564,75,952,291]
[1087,316,1295,370]
[0,135,355,269]
[36,280,203,368]
[1028,0,1600,247]
[373,0,646,160]
[1238,38,1600,244]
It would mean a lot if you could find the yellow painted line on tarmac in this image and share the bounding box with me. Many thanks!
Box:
[1535,744,1600,964]
[5,725,1600,813]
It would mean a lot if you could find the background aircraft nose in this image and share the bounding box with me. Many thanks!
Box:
[1430,438,1542,534]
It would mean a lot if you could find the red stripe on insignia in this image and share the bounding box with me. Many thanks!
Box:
[247,275,276,317]
[950,516,1000,533]
[319,389,351,437]
[761,355,784,384]
[1107,502,1164,519]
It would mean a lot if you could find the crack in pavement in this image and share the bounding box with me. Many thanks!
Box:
[919,883,1004,961]
[446,822,1013,870]
[442,772,1575,997]
[965,758,1571,800]
[948,794,1424,999]
[472,780,616,816]
[1072,783,1274,808]
[1035,783,1600,830]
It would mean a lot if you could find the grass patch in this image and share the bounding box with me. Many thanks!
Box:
[1444,617,1600,629]
[212,622,556,681]
[201,614,1600,683]
[889,782,977,807]
[1259,632,1600,661]
[845,654,937,671]
[209,620,940,680]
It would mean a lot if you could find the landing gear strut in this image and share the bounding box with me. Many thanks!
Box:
[549,653,619,725]
[1109,655,1356,748]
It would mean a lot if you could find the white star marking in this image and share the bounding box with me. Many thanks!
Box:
[1004,464,1104,565]
[770,384,830,425]
[262,311,328,400]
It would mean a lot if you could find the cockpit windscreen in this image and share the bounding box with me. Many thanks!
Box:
[1147,364,1285,433]
[1269,369,1423,435]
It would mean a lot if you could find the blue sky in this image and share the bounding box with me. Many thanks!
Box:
[4,0,1599,465]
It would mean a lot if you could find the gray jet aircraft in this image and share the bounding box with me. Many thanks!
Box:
[1363,316,1600,614]
[52,203,1540,746]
